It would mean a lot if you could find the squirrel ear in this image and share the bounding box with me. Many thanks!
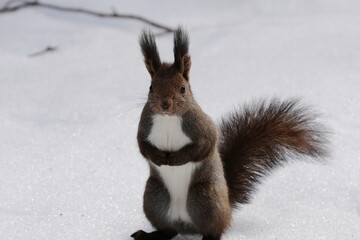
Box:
[139,29,161,78]
[173,27,191,81]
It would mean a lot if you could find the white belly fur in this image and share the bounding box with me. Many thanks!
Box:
[147,114,197,223]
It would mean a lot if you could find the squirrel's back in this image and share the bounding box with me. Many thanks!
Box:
[219,98,328,207]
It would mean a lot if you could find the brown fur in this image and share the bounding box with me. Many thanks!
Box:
[139,29,161,77]
[132,28,328,240]
[219,99,328,206]
[147,64,192,117]
[135,28,231,240]
[173,28,191,80]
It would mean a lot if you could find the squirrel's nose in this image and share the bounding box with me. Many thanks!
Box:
[161,100,172,110]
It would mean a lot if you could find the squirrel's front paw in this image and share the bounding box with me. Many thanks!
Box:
[150,156,167,166]
[148,151,165,166]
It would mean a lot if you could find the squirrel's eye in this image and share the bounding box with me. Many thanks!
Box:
[180,85,186,94]
[149,85,153,93]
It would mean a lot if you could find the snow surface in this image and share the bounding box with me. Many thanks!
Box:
[1,0,360,239]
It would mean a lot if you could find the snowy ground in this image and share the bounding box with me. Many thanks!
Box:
[1,0,360,239]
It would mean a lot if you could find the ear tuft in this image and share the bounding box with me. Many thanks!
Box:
[173,27,191,80]
[139,29,161,77]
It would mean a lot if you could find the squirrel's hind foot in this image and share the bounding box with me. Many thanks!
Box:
[202,234,221,240]
[131,230,177,240]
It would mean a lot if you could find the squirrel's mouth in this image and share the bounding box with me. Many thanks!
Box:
[150,104,178,116]
[161,110,174,116]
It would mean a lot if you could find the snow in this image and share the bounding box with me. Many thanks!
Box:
[1,0,360,239]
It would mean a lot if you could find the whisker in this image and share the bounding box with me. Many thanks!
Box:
[121,102,146,113]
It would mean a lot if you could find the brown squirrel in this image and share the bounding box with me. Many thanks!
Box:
[131,28,327,240]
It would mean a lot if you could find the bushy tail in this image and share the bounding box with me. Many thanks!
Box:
[219,99,328,207]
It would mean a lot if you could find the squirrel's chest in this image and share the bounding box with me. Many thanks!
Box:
[147,114,192,151]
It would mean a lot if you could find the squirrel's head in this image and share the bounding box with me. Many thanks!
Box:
[139,27,192,116]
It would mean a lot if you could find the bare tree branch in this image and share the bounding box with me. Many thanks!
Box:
[28,46,58,57]
[0,0,175,33]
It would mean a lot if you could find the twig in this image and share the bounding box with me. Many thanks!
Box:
[0,0,175,33]
[3,0,23,8]
[28,46,58,57]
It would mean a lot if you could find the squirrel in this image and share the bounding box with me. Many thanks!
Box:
[131,27,328,240]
